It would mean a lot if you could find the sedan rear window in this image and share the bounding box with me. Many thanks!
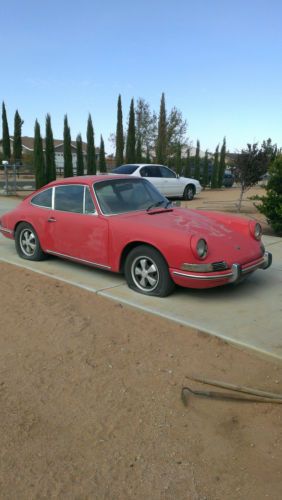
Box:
[112,165,138,174]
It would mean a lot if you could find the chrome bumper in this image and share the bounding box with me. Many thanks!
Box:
[0,225,13,235]
[173,251,272,283]
[229,251,272,283]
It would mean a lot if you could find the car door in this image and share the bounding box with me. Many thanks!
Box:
[159,166,181,196]
[139,165,166,195]
[46,184,109,268]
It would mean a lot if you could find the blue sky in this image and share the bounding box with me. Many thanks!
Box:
[1,0,282,154]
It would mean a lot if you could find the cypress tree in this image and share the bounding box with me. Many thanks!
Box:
[211,145,219,188]
[99,135,107,173]
[87,113,96,174]
[203,150,209,189]
[63,115,73,177]
[13,110,24,163]
[2,102,11,161]
[115,94,124,166]
[156,92,167,164]
[34,120,46,189]
[136,137,142,163]
[184,148,191,177]
[76,134,84,176]
[126,98,136,163]
[194,139,201,180]
[45,114,56,183]
[218,137,226,188]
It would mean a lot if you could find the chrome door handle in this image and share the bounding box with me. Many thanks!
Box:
[48,217,57,222]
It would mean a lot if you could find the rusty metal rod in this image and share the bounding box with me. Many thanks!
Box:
[181,386,282,406]
[187,375,282,400]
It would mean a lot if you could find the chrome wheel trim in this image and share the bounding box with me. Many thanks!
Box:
[131,255,160,292]
[19,228,37,257]
[186,186,194,200]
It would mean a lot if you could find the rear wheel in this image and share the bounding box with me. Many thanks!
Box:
[15,222,46,261]
[124,245,175,297]
[183,184,195,201]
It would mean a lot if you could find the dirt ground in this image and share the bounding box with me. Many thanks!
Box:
[182,185,273,235]
[1,185,281,499]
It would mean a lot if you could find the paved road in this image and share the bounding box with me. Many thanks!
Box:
[0,179,35,192]
[1,196,282,361]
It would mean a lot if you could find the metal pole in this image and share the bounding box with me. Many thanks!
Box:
[2,161,9,195]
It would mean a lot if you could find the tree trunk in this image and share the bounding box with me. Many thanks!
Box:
[237,186,244,212]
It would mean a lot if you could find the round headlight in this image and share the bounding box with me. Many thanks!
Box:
[196,238,208,259]
[254,222,262,240]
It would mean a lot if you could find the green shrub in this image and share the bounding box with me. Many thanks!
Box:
[256,156,282,235]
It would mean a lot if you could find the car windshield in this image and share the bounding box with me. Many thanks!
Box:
[94,178,168,215]
[112,165,138,174]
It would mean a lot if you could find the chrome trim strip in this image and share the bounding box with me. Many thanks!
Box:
[173,270,233,281]
[46,250,111,269]
[0,226,13,235]
[241,257,265,274]
[51,186,55,209]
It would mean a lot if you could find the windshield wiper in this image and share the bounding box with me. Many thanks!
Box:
[146,200,171,211]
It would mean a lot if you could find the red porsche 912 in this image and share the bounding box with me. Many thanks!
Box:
[0,175,272,297]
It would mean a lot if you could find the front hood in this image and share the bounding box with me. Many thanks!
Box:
[112,207,262,265]
[115,207,239,237]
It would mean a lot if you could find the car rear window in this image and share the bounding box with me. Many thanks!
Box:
[31,188,52,208]
[112,165,138,174]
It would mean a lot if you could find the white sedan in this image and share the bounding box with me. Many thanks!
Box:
[112,164,202,200]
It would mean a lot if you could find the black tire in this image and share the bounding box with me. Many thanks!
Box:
[183,184,195,201]
[15,222,46,261]
[124,245,175,297]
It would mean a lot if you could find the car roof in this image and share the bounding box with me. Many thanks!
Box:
[121,163,165,167]
[46,174,136,188]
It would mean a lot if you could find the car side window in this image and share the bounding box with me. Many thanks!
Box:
[140,166,162,177]
[140,167,149,177]
[150,166,162,177]
[54,185,84,213]
[160,166,176,178]
[31,188,52,208]
[84,188,96,214]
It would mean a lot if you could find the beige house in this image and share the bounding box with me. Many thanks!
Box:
[0,136,100,173]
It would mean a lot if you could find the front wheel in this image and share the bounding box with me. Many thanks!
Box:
[183,184,195,201]
[15,222,46,261]
[124,245,175,297]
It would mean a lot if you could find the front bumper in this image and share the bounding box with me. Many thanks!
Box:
[0,224,14,238]
[171,251,272,287]
[195,184,202,194]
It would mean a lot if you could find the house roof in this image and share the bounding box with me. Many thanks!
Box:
[4,136,100,154]
[20,136,90,152]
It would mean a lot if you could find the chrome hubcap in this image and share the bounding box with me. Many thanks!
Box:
[131,256,159,292]
[20,229,36,256]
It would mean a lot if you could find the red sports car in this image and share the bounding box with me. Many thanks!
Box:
[0,175,272,297]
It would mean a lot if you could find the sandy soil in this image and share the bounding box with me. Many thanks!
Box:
[0,259,282,500]
[0,184,281,499]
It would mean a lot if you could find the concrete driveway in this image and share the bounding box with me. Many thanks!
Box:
[1,196,281,361]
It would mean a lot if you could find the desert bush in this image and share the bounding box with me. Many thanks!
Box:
[255,156,282,235]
